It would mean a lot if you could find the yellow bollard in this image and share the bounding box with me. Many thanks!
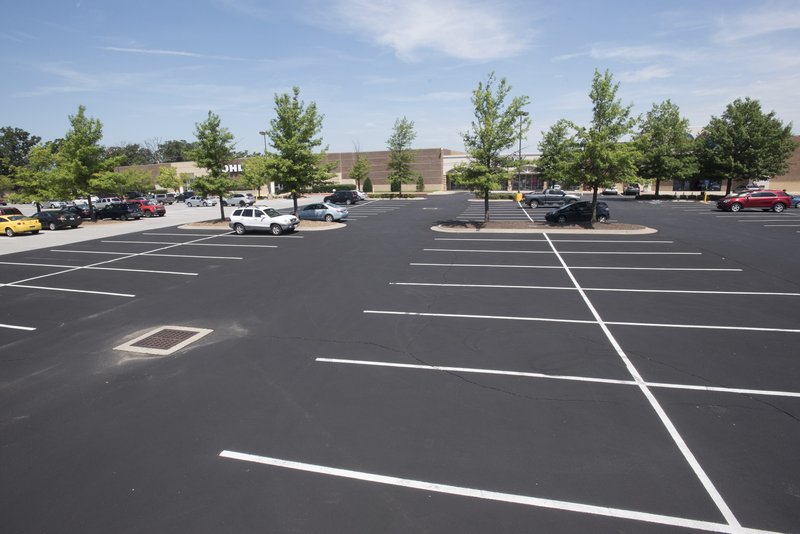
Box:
[515,192,522,202]
[704,192,708,203]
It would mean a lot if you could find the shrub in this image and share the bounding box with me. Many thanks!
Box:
[363,177,373,193]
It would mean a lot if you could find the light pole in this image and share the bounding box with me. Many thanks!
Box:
[517,111,529,192]
[258,130,269,197]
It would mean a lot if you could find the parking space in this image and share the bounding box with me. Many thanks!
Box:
[3,194,798,533]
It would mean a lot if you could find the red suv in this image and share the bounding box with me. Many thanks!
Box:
[127,199,166,217]
[716,190,792,213]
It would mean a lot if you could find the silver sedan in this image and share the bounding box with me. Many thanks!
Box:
[297,202,348,222]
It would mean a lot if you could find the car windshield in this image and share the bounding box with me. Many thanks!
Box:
[264,208,281,217]
[7,215,28,221]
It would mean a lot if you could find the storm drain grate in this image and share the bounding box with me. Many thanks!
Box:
[114,326,213,356]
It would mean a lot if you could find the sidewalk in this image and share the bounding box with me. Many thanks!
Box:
[1,196,326,256]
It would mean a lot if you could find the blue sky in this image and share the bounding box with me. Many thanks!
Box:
[2,0,798,155]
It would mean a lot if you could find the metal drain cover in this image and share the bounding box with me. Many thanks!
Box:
[114,326,213,356]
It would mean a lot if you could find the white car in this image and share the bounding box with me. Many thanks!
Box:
[229,206,299,235]
[223,193,255,207]
[95,197,122,209]
[354,190,368,200]
[185,196,217,207]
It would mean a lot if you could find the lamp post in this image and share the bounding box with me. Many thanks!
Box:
[258,130,269,197]
[517,111,529,192]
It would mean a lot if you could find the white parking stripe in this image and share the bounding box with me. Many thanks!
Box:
[0,283,135,297]
[434,238,674,243]
[0,322,36,331]
[411,263,741,272]
[0,261,197,276]
[540,233,743,528]
[52,250,242,260]
[364,310,800,333]
[103,240,277,248]
[424,248,700,255]
[389,282,800,297]
[316,358,800,399]
[219,450,771,533]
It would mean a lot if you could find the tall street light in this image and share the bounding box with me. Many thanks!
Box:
[517,111,529,192]
[258,130,269,197]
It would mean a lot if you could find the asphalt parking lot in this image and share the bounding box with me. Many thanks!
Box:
[1,194,799,533]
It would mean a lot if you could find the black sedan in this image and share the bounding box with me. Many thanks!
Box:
[33,209,82,230]
[545,201,609,224]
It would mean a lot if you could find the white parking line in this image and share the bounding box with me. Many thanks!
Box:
[410,263,741,272]
[540,234,742,529]
[103,240,278,248]
[363,310,800,333]
[0,261,198,276]
[423,249,700,255]
[0,283,135,297]
[218,450,770,533]
[0,322,36,331]
[315,358,800,399]
[389,282,800,297]
[52,250,242,260]
[764,224,800,227]
[434,238,674,243]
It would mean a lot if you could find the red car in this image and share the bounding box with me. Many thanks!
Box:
[127,198,166,217]
[716,189,792,213]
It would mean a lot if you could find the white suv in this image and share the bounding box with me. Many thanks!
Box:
[229,206,298,235]
[223,193,256,207]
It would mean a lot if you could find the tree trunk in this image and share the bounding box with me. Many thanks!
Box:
[484,190,490,223]
[292,193,298,215]
[655,178,661,196]
[218,194,225,221]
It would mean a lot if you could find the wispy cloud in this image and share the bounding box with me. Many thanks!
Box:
[331,0,533,61]
[381,91,471,103]
[101,46,247,62]
[713,5,800,43]
[16,63,156,97]
[618,65,673,83]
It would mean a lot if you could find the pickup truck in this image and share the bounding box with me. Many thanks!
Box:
[522,189,581,208]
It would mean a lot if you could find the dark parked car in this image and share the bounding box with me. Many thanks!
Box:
[33,209,82,230]
[522,189,580,208]
[64,204,94,219]
[96,202,142,220]
[323,190,360,205]
[0,206,24,216]
[623,184,640,196]
[175,192,194,202]
[716,190,792,212]
[545,201,609,224]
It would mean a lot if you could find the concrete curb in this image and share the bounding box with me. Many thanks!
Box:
[431,224,658,234]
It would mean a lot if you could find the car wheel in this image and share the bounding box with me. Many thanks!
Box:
[528,200,539,208]
[5,227,14,237]
[239,201,245,207]
[324,214,334,222]
[597,215,608,223]
[557,215,567,224]
[31,230,39,234]
[233,223,246,235]
[143,211,152,217]
[730,203,742,212]
[186,202,192,207]
[49,222,57,231]
[345,199,352,205]
[270,224,283,235]
[222,201,228,207]
[202,201,208,207]
[120,213,128,221]
[773,203,786,213]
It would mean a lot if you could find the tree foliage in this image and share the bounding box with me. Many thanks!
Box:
[157,166,181,191]
[694,97,796,194]
[191,111,237,220]
[451,73,530,221]
[1,126,41,178]
[537,119,580,189]
[386,117,418,195]
[12,142,65,202]
[349,151,370,190]
[89,168,153,198]
[241,155,271,197]
[261,86,335,213]
[635,100,697,195]
[574,69,639,210]
[104,143,152,166]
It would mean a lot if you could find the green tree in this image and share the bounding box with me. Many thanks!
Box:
[537,119,580,189]
[451,73,530,222]
[635,100,697,195]
[349,150,370,190]
[574,69,639,216]
[191,111,237,221]
[695,97,796,194]
[386,117,418,196]
[103,143,152,166]
[241,155,271,198]
[13,142,66,204]
[89,168,153,198]
[159,139,198,162]
[261,86,336,214]
[57,105,119,215]
[156,166,181,191]
[363,176,373,193]
[416,174,425,192]
[1,127,41,178]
